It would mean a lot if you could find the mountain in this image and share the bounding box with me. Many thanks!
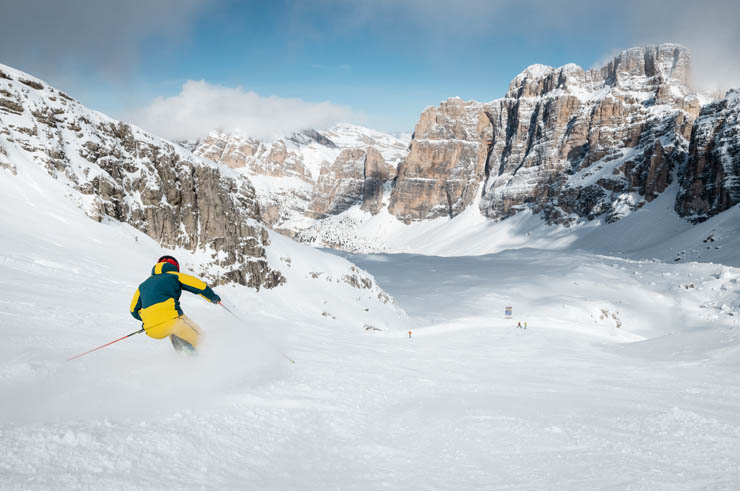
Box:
[676,89,740,221]
[189,124,409,233]
[0,64,283,288]
[393,44,705,224]
[215,44,739,254]
[392,44,739,228]
[0,63,404,324]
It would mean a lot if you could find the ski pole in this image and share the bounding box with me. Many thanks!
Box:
[67,328,145,362]
[219,302,295,364]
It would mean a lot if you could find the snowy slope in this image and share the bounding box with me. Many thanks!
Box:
[3,119,740,488]
[2,156,740,487]
[294,177,740,271]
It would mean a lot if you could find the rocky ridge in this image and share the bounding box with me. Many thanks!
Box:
[676,89,740,221]
[190,124,409,231]
[0,64,285,288]
[389,44,706,225]
[388,97,490,222]
[192,43,740,248]
[481,44,701,225]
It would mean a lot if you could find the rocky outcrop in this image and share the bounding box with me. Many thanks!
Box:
[481,45,699,224]
[307,148,366,218]
[307,147,398,218]
[192,124,408,228]
[0,64,284,289]
[676,90,740,221]
[388,44,704,225]
[388,98,491,222]
[193,133,313,181]
[362,147,396,215]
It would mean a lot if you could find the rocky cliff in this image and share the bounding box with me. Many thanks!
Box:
[388,98,490,222]
[482,45,700,224]
[388,44,705,225]
[191,124,408,230]
[0,64,284,289]
[676,89,740,221]
[136,43,739,254]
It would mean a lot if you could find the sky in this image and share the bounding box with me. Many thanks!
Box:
[1,0,739,140]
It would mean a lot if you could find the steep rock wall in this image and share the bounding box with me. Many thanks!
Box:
[676,89,740,221]
[0,65,283,289]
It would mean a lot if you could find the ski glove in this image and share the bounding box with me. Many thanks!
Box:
[212,294,221,304]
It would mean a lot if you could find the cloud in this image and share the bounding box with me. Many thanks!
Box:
[0,0,207,82]
[653,0,740,93]
[125,80,358,141]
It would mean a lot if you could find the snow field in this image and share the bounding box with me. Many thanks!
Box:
[2,120,740,489]
[3,233,739,489]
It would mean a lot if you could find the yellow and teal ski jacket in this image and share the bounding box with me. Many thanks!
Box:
[129,262,220,328]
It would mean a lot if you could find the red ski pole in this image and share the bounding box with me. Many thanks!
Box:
[67,328,145,361]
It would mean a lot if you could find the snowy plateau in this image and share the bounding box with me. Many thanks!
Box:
[1,51,740,491]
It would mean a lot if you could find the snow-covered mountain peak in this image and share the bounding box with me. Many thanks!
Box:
[504,44,695,105]
[512,63,556,82]
[727,87,740,103]
[323,123,410,151]
[189,122,410,229]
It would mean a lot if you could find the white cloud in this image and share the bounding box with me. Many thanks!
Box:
[126,80,358,141]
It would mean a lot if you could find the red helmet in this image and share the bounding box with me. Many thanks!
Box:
[157,255,179,271]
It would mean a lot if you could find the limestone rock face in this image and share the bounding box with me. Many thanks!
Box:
[306,146,398,218]
[193,133,313,181]
[362,147,396,215]
[0,64,283,289]
[308,148,366,218]
[388,44,703,225]
[388,98,491,222]
[192,124,408,228]
[484,44,700,224]
[676,90,740,221]
[193,134,261,169]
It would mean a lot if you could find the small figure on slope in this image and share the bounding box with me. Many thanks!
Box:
[129,256,221,353]
[516,321,522,329]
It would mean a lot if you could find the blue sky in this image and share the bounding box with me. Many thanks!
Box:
[1,0,738,138]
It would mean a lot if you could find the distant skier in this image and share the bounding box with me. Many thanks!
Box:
[129,256,221,353]
[516,321,522,329]
[524,322,527,329]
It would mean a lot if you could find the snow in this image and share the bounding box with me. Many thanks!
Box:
[3,117,740,489]
[516,64,555,81]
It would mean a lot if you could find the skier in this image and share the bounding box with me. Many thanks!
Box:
[129,255,221,353]
[516,321,522,329]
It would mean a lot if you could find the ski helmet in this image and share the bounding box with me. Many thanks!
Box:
[157,255,180,271]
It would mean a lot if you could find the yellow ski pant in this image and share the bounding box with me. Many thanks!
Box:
[144,315,202,347]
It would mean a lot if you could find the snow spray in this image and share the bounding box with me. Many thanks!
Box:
[219,302,296,364]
